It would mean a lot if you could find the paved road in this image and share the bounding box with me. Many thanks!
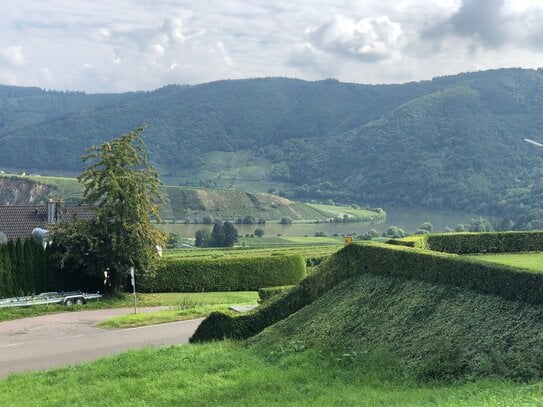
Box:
[0,308,203,378]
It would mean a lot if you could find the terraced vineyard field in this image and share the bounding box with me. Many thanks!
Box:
[1,174,383,223]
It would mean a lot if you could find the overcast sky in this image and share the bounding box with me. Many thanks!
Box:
[1,0,543,93]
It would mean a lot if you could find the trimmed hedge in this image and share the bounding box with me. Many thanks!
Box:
[139,254,306,292]
[390,231,543,254]
[258,285,294,303]
[191,241,543,342]
[0,238,56,297]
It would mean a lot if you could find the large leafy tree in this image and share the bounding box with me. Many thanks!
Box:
[54,128,166,291]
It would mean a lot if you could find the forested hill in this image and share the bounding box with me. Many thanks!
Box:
[3,68,543,226]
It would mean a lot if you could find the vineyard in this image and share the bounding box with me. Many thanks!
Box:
[0,174,384,223]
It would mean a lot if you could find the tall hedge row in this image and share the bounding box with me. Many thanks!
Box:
[0,238,57,297]
[139,254,306,292]
[191,241,543,342]
[390,231,543,254]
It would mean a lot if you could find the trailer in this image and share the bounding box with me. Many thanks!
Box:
[0,291,103,308]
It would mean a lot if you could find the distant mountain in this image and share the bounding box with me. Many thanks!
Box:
[3,68,543,227]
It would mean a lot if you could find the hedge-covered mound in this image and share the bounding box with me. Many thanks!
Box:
[139,254,306,292]
[390,231,543,254]
[190,242,543,342]
[253,272,543,381]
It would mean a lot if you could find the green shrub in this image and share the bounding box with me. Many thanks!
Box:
[258,285,294,303]
[140,255,306,292]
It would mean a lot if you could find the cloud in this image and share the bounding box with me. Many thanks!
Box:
[448,0,506,47]
[420,0,543,51]
[287,42,337,76]
[1,0,543,92]
[0,46,25,67]
[306,15,404,62]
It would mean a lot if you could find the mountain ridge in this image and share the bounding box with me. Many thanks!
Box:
[2,68,543,226]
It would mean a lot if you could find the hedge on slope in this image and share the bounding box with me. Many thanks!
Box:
[191,241,543,342]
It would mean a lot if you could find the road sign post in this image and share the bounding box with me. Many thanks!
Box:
[130,266,137,314]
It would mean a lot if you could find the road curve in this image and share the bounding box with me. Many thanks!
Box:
[0,308,203,378]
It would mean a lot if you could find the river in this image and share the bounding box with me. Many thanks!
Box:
[158,206,482,238]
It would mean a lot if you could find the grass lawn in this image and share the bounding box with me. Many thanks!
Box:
[0,292,258,323]
[466,252,543,271]
[0,341,542,406]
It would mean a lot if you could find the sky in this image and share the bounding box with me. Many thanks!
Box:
[1,0,543,93]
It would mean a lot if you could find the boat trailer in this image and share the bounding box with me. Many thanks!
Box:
[0,291,103,308]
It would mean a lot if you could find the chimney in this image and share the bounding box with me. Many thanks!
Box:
[47,199,63,224]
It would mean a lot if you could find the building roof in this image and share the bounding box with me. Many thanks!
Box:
[0,204,94,240]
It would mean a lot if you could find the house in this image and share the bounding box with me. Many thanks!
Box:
[0,200,94,241]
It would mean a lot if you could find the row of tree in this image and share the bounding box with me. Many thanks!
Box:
[0,238,55,297]
[195,222,239,247]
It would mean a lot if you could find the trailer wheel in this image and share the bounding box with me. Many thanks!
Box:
[75,298,85,305]
[64,298,74,306]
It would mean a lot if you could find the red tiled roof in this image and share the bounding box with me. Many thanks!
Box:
[0,205,94,240]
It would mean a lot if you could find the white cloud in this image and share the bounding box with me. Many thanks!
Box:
[0,0,542,92]
[0,46,25,67]
[307,15,404,61]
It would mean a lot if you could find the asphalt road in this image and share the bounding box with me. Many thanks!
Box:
[0,308,203,378]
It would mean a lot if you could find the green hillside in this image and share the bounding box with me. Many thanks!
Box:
[3,69,543,225]
[0,174,382,223]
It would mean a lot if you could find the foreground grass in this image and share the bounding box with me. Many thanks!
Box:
[1,341,542,406]
[0,292,258,322]
[100,300,256,329]
[466,252,543,271]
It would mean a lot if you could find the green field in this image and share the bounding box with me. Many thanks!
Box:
[163,245,340,260]
[99,292,257,329]
[238,236,343,247]
[307,203,385,221]
[0,341,541,406]
[466,252,543,271]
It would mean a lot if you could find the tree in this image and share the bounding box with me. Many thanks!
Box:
[195,229,211,247]
[385,226,407,239]
[254,228,265,238]
[468,217,493,232]
[209,221,238,247]
[222,222,239,247]
[419,222,433,233]
[53,128,166,292]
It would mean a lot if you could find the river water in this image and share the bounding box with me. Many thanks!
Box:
[159,206,481,238]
